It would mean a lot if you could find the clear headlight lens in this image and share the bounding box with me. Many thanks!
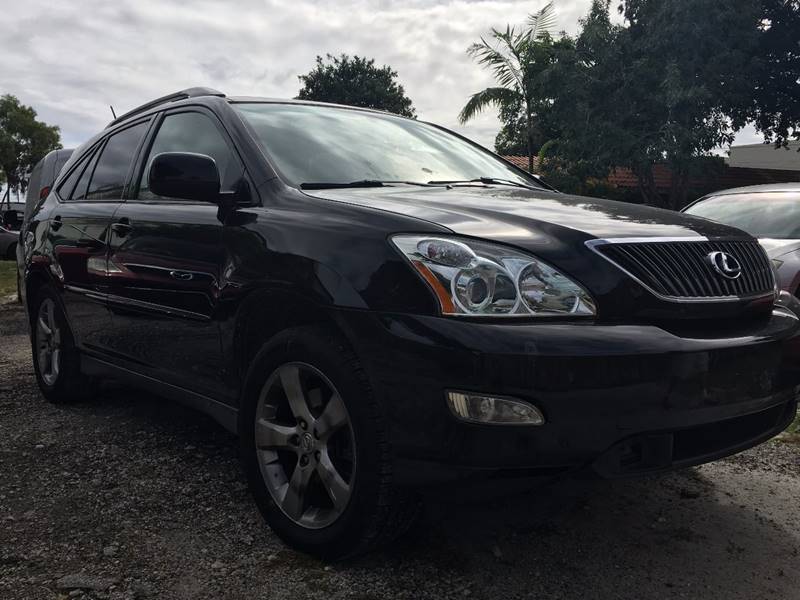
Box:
[391,235,596,317]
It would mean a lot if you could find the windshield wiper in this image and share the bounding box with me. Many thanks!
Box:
[427,177,541,191]
[300,180,437,190]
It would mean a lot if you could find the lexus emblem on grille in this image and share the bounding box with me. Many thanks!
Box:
[706,251,742,280]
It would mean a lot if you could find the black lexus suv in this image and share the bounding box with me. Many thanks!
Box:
[19,87,800,558]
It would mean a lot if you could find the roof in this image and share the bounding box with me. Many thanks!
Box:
[501,156,800,196]
[729,141,800,150]
[108,88,407,131]
[702,183,800,196]
[502,156,541,171]
[107,87,225,128]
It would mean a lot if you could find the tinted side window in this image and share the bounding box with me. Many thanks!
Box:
[86,122,148,200]
[56,147,98,202]
[138,112,242,201]
[72,150,101,201]
[56,155,86,199]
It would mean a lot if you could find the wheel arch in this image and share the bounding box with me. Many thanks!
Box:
[24,265,75,335]
[232,287,357,386]
[24,267,56,323]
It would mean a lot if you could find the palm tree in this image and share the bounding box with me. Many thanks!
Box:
[458,2,557,173]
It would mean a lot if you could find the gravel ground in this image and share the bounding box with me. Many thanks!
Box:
[1,301,799,600]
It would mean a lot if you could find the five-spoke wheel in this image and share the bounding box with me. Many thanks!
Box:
[35,298,62,386]
[255,362,356,529]
[241,326,418,558]
[31,288,88,403]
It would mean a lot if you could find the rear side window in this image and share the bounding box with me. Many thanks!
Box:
[72,150,101,200]
[57,147,99,201]
[57,155,86,199]
[137,111,242,200]
[86,121,149,200]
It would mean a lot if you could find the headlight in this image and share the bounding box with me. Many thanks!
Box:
[391,235,596,317]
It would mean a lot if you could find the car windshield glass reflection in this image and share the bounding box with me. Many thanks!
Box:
[234,102,542,190]
[686,193,800,239]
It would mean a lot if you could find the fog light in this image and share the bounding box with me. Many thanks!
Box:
[446,391,544,425]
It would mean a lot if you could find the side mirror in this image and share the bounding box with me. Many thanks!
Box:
[148,152,220,203]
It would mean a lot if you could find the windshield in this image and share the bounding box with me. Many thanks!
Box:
[685,193,800,239]
[234,102,541,189]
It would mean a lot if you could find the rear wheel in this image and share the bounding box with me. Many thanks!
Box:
[6,242,16,261]
[240,326,418,559]
[31,287,90,403]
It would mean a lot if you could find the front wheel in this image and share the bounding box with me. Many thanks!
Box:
[240,326,418,559]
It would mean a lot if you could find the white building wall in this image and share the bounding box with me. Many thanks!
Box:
[728,141,800,171]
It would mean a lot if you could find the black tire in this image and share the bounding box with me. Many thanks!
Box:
[31,286,91,403]
[6,242,16,261]
[239,325,419,559]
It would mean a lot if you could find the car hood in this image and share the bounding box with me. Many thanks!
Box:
[758,238,800,258]
[307,185,747,248]
[307,185,774,321]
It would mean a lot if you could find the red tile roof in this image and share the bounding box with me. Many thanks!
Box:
[501,156,800,194]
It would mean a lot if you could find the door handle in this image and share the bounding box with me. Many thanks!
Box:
[169,270,194,281]
[51,215,63,231]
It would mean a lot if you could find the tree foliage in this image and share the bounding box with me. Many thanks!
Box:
[742,0,800,146]
[482,0,799,209]
[539,0,770,208]
[459,2,560,172]
[0,95,61,198]
[614,0,762,208]
[297,54,416,118]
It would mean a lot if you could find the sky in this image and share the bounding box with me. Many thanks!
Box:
[2,0,765,153]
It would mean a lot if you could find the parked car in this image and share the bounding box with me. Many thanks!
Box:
[0,224,18,260]
[15,149,74,298]
[21,88,800,558]
[683,184,800,296]
[24,149,75,223]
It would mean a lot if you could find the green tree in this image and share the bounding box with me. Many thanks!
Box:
[0,95,61,200]
[493,94,558,157]
[297,54,416,118]
[741,0,800,147]
[493,97,528,156]
[539,0,763,209]
[458,2,559,172]
[619,0,761,208]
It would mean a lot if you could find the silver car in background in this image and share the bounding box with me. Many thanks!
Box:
[0,225,17,260]
[684,184,800,296]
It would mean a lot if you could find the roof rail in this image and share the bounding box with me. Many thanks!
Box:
[106,87,225,128]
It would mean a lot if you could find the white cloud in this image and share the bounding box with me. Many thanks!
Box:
[0,0,763,152]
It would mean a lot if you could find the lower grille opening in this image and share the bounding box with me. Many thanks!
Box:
[672,401,790,462]
[594,400,795,477]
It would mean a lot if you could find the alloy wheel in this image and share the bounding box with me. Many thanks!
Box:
[255,362,356,529]
[36,298,61,386]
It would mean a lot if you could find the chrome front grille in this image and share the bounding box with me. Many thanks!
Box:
[590,238,774,300]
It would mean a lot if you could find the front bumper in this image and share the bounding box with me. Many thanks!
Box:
[334,307,800,484]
